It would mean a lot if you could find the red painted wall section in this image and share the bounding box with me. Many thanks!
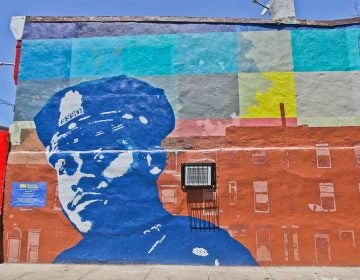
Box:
[13,40,21,85]
[0,131,9,214]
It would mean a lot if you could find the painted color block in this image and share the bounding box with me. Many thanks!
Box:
[175,33,238,74]
[238,33,260,73]
[136,75,180,118]
[178,74,239,118]
[121,35,176,76]
[239,72,297,118]
[169,118,241,137]
[346,28,360,70]
[14,79,71,121]
[75,22,236,38]
[240,31,293,72]
[23,22,77,39]
[20,39,72,80]
[296,72,360,126]
[292,29,353,72]
[70,36,125,78]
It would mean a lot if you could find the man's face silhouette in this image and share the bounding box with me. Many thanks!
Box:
[49,150,134,233]
[34,76,175,234]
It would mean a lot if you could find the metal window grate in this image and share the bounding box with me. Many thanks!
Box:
[181,163,216,189]
[186,189,220,231]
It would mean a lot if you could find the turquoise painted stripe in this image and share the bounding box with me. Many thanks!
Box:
[19,39,72,80]
[347,28,360,70]
[291,28,360,72]
[20,32,238,80]
[20,28,359,80]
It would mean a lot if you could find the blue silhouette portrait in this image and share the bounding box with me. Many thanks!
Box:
[34,75,257,265]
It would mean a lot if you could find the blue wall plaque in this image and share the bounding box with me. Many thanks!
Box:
[11,182,47,207]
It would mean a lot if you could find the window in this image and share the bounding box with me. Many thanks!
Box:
[7,227,22,263]
[319,183,336,212]
[354,146,360,168]
[316,144,331,168]
[228,181,237,205]
[256,225,272,261]
[339,230,356,247]
[27,230,41,263]
[230,224,248,237]
[315,230,331,263]
[282,225,300,262]
[202,151,217,162]
[181,163,216,189]
[165,151,178,172]
[253,181,269,213]
[161,185,177,204]
[252,150,267,165]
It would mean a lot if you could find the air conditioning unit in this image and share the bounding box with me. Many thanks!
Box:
[181,163,216,190]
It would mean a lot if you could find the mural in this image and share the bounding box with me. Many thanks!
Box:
[3,17,360,265]
[32,75,255,264]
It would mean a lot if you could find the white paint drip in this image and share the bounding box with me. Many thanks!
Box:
[192,247,209,257]
[139,116,148,124]
[143,224,161,234]
[151,224,161,232]
[122,113,133,119]
[148,235,166,254]
[101,111,117,115]
[93,119,113,124]
[113,124,124,132]
[146,154,152,166]
[97,181,108,189]
[150,167,161,175]
[78,115,91,122]
[68,122,77,129]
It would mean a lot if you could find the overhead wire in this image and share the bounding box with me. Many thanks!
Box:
[0,98,14,106]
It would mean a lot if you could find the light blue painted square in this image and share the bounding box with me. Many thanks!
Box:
[175,32,238,74]
[20,39,72,80]
[292,29,350,72]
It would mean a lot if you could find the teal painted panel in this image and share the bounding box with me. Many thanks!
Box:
[346,28,360,70]
[292,29,350,72]
[121,35,177,76]
[71,35,178,77]
[71,37,125,78]
[175,32,238,74]
[20,39,72,80]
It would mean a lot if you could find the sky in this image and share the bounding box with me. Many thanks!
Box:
[0,0,359,128]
